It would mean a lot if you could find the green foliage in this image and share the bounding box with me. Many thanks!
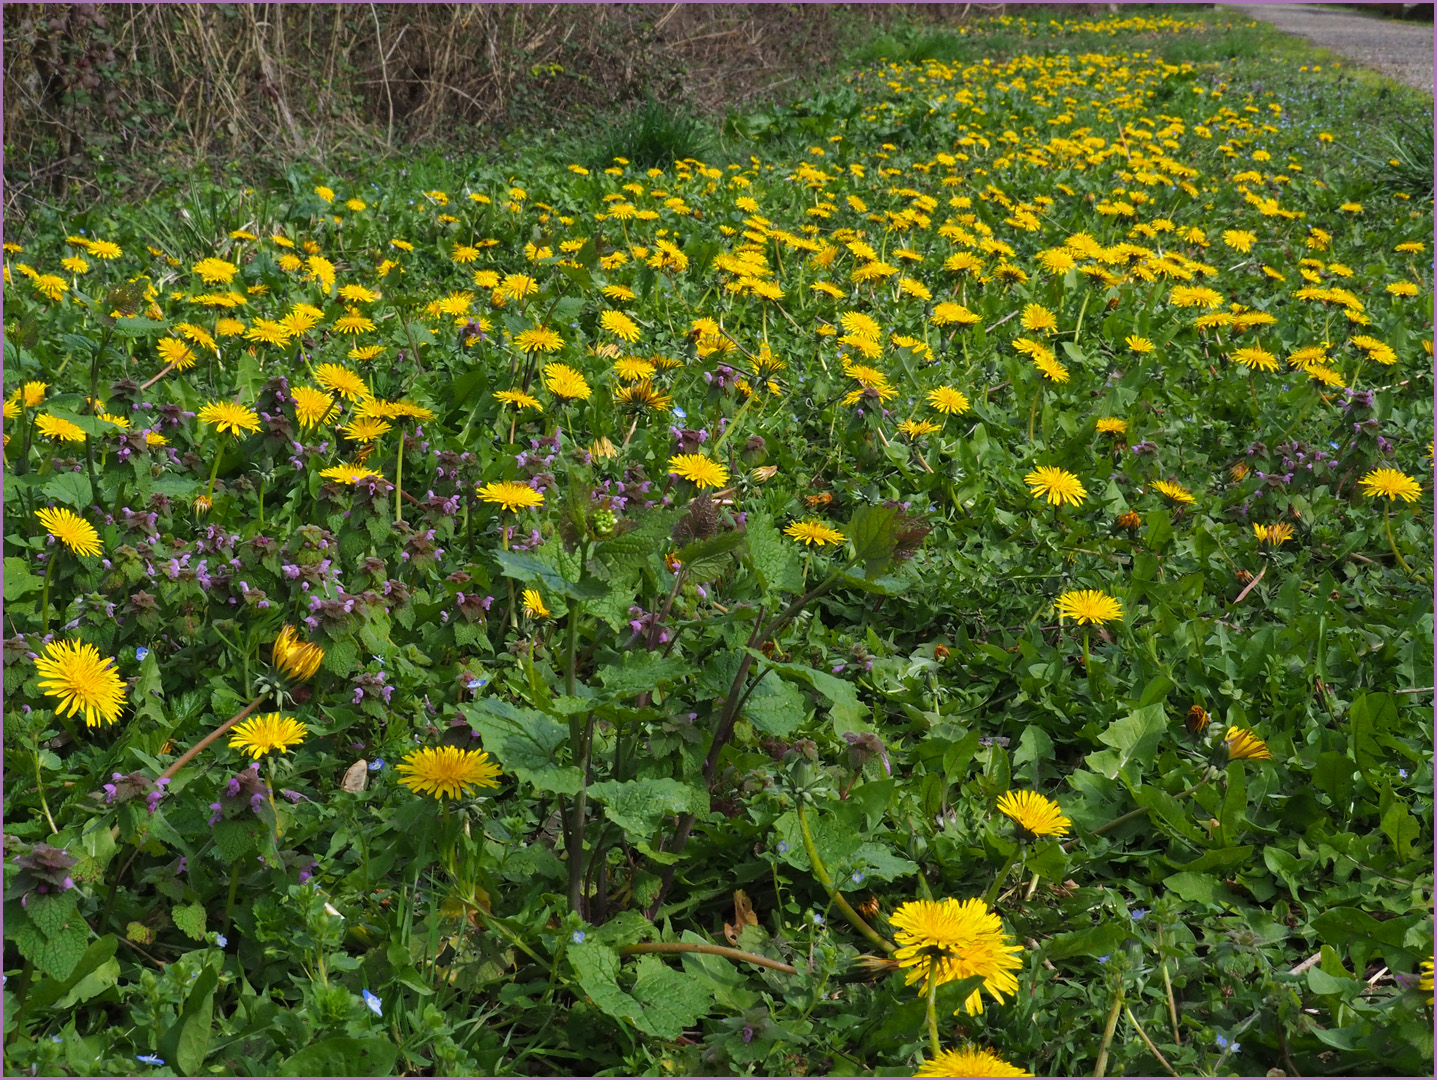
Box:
[2,7,1433,1078]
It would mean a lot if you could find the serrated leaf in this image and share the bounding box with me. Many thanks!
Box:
[745,512,803,594]
[675,529,747,584]
[597,652,689,697]
[847,503,900,579]
[587,778,705,839]
[110,315,168,337]
[3,557,41,601]
[25,935,118,1013]
[172,901,207,941]
[1086,704,1167,781]
[26,891,80,937]
[741,676,807,736]
[743,651,864,729]
[460,698,583,795]
[629,954,715,1038]
[41,472,94,509]
[211,819,259,863]
[19,921,89,981]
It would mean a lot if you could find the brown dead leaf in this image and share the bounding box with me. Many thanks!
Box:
[723,889,759,945]
[341,759,368,793]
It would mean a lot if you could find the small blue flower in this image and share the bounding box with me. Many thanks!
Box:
[811,912,824,925]
[136,647,150,661]
[776,841,788,854]
[466,677,485,690]
[572,930,586,944]
[361,989,383,1017]
[137,1054,165,1066]
[1131,908,1149,922]
[52,1036,62,1043]
[369,759,385,771]
[672,406,687,419]
[850,871,865,885]
[1215,1034,1238,1051]
[1398,768,1409,780]
[214,934,228,947]
[1097,955,1109,964]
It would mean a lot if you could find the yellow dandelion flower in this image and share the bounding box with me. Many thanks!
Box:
[314,363,372,402]
[477,481,544,513]
[995,790,1071,838]
[1054,589,1123,626]
[1253,522,1294,546]
[890,897,1023,1015]
[1151,479,1197,504]
[1224,727,1272,761]
[543,363,591,401]
[493,389,542,411]
[522,588,551,619]
[1024,466,1087,507]
[197,401,261,438]
[36,507,102,557]
[1358,467,1421,503]
[914,1047,1031,1077]
[35,414,87,442]
[599,309,642,343]
[668,453,729,489]
[784,520,847,547]
[515,327,565,354]
[228,714,308,759]
[396,746,502,800]
[343,416,392,442]
[292,387,340,428]
[927,387,971,415]
[34,639,127,727]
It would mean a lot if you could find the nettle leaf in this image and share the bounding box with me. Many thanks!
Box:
[3,557,41,601]
[675,529,747,584]
[172,901,208,941]
[587,778,706,839]
[26,891,79,937]
[745,512,803,594]
[596,510,678,574]
[847,503,900,579]
[740,676,808,736]
[460,698,583,795]
[41,472,94,509]
[597,652,689,697]
[568,942,713,1040]
[743,651,865,730]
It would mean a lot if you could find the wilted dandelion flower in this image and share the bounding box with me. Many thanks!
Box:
[1186,704,1210,733]
[995,790,1071,838]
[197,401,261,438]
[477,481,544,513]
[1358,467,1421,503]
[36,507,102,557]
[228,714,308,759]
[34,639,128,727]
[1253,522,1293,546]
[668,453,729,489]
[1151,479,1196,504]
[1224,727,1272,761]
[1024,466,1086,507]
[1054,589,1123,626]
[889,897,1023,1015]
[396,746,501,800]
[784,520,847,546]
[914,1047,1031,1078]
[273,624,325,681]
[522,588,550,619]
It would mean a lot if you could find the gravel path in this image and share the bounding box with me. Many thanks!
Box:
[1225,3,1434,94]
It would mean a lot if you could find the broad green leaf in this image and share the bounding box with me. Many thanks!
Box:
[597,652,689,697]
[23,934,118,1014]
[41,472,93,509]
[746,511,803,594]
[1163,871,1239,907]
[172,901,207,941]
[460,698,583,795]
[587,777,705,839]
[847,503,900,578]
[278,1037,398,1077]
[1086,704,1167,781]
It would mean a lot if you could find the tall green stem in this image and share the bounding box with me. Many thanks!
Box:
[1384,504,1412,575]
[394,432,405,524]
[38,550,58,633]
[796,801,894,954]
[926,969,942,1058]
[1094,983,1124,1077]
[983,844,1023,908]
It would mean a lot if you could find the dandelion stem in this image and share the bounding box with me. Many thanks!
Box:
[158,695,266,784]
[1383,504,1413,575]
[393,430,405,525]
[1125,1004,1179,1077]
[1160,927,1181,1045]
[926,968,942,1058]
[32,736,59,836]
[1094,983,1124,1076]
[37,549,58,633]
[796,801,895,954]
[983,844,1023,909]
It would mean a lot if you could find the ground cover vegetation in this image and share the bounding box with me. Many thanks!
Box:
[2,7,1434,1077]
